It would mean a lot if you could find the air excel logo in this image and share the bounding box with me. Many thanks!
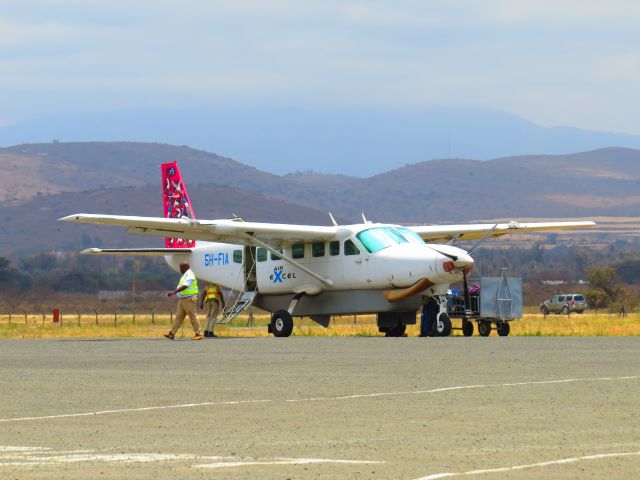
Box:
[270,265,296,283]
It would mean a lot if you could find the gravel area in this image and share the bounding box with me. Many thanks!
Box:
[1,337,639,479]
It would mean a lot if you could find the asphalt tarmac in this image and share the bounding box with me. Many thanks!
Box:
[1,337,639,479]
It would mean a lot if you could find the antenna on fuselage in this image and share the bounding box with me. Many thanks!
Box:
[328,212,338,226]
[361,212,371,224]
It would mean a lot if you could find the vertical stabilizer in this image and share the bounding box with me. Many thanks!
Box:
[162,161,196,248]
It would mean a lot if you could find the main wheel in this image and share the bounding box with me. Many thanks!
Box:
[270,310,293,337]
[562,305,570,315]
[478,321,491,337]
[497,322,510,336]
[434,313,452,337]
[385,323,406,337]
[462,319,474,337]
[540,306,549,315]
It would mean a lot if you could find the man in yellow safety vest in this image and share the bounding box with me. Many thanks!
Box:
[200,283,226,338]
[164,262,203,340]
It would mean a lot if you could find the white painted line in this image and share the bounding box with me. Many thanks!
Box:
[0,399,272,423]
[195,457,383,469]
[415,451,640,479]
[1,375,637,423]
[0,446,380,470]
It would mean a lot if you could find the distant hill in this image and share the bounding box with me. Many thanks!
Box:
[0,142,276,204]
[1,141,639,254]
[2,107,640,175]
[0,184,337,256]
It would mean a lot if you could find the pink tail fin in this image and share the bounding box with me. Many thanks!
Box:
[162,161,196,248]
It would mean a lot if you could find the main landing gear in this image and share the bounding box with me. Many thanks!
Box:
[269,310,294,337]
[268,293,304,337]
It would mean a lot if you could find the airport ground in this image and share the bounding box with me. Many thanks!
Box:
[1,337,639,479]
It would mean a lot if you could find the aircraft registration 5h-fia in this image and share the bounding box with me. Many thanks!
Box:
[60,161,595,337]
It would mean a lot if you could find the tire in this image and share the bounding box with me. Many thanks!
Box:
[497,322,510,336]
[540,305,549,315]
[434,313,452,337]
[478,321,491,337]
[562,306,570,315]
[385,323,406,337]
[462,319,474,337]
[576,310,584,314]
[270,310,293,337]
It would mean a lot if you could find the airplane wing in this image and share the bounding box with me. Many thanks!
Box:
[408,220,596,243]
[80,248,193,256]
[59,214,338,245]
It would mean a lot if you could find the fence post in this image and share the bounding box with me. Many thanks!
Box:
[114,311,117,326]
[93,309,99,326]
[150,308,155,325]
[8,312,12,324]
[168,310,173,325]
[132,308,136,325]
[77,311,82,326]
[23,310,28,324]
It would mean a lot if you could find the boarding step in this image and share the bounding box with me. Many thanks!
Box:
[219,291,255,324]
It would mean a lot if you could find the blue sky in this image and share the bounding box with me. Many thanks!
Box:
[1,0,639,134]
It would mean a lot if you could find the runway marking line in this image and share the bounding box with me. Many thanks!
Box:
[0,375,637,423]
[0,446,380,470]
[195,457,384,469]
[416,450,640,479]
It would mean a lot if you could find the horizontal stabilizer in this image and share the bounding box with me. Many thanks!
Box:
[80,248,192,256]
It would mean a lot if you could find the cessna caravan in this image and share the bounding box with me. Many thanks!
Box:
[60,161,594,337]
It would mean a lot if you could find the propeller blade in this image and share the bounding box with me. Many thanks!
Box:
[427,246,458,261]
[463,269,471,312]
[467,223,499,255]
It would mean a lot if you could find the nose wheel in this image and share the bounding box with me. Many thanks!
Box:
[434,312,452,336]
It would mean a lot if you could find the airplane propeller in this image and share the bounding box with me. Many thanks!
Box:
[459,224,497,311]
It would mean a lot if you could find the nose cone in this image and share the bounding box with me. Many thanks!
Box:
[453,251,474,271]
[439,246,474,274]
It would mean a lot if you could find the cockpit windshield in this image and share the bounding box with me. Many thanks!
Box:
[356,227,409,253]
[395,226,425,244]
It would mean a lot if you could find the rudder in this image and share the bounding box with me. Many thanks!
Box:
[162,161,196,248]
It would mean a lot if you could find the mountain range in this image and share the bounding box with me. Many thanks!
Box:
[2,107,640,176]
[0,141,638,255]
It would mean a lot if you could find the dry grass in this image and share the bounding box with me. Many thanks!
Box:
[0,311,638,338]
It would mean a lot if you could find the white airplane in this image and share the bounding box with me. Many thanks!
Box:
[60,161,595,337]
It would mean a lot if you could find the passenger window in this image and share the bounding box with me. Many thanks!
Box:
[330,241,340,256]
[292,243,305,259]
[271,248,283,261]
[312,241,325,257]
[233,249,242,264]
[257,248,267,262]
[344,239,360,256]
[558,296,565,302]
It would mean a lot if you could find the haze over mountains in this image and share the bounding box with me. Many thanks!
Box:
[2,107,640,176]
[0,141,638,255]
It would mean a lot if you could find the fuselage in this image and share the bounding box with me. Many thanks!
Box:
[164,223,473,296]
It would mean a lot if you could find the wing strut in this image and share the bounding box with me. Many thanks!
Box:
[243,234,334,287]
